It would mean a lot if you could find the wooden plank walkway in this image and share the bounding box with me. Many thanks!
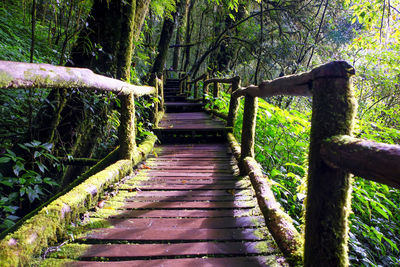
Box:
[40,79,286,266]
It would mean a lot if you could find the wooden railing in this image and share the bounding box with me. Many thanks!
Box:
[0,60,164,265]
[188,61,400,266]
[0,60,163,161]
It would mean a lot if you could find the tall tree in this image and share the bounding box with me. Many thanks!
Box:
[32,0,151,185]
[172,0,190,70]
[149,5,178,76]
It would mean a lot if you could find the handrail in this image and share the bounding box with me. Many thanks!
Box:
[0,61,163,265]
[0,61,156,96]
[0,60,162,161]
[203,76,240,85]
[204,61,399,266]
[321,135,400,188]
[187,73,207,84]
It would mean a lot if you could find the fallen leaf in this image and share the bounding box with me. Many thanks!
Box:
[227,189,235,196]
[129,187,142,192]
[97,200,105,208]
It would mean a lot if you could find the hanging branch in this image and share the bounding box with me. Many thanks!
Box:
[306,0,329,68]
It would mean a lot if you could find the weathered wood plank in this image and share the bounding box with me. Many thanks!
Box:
[134,180,240,185]
[132,184,249,190]
[68,256,281,267]
[121,201,255,209]
[108,209,255,218]
[126,195,252,202]
[84,228,268,241]
[77,241,270,258]
[137,171,236,177]
[107,217,265,229]
[132,189,252,197]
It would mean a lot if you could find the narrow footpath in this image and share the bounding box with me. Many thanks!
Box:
[41,79,286,266]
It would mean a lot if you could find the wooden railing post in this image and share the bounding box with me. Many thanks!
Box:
[202,73,209,99]
[227,76,241,128]
[118,93,137,160]
[213,81,219,98]
[304,61,356,267]
[158,74,164,113]
[239,94,258,172]
[194,80,198,99]
[181,76,189,94]
[148,73,159,125]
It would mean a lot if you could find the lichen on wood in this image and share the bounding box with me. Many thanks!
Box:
[244,156,302,265]
[239,94,258,173]
[0,134,157,266]
[321,135,400,188]
[118,92,137,160]
[0,61,156,96]
[304,61,357,267]
[227,133,301,265]
[227,132,241,160]
[0,160,133,266]
[227,77,241,128]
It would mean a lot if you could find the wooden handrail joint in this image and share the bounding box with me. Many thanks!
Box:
[321,135,400,188]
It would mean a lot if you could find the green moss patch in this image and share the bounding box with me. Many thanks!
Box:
[0,160,132,266]
[46,244,90,260]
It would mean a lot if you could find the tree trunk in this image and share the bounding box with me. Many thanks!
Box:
[172,0,190,71]
[149,8,177,76]
[60,0,151,185]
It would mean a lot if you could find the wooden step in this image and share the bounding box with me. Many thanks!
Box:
[83,228,269,241]
[43,142,284,265]
[64,256,280,266]
[106,217,265,229]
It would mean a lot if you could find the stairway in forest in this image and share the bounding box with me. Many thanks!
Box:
[40,79,286,266]
[155,78,228,143]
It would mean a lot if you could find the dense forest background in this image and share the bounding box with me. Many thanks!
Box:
[0,0,399,265]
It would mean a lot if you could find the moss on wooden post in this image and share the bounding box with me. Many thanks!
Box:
[158,75,164,113]
[203,73,209,102]
[239,94,258,172]
[304,61,357,267]
[227,76,241,128]
[147,73,159,125]
[115,0,138,161]
[118,93,137,160]
[213,81,219,98]
[194,81,198,99]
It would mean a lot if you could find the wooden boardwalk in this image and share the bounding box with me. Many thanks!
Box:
[41,79,285,266]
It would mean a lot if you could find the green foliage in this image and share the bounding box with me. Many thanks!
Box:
[135,96,157,142]
[209,87,400,264]
[0,141,60,230]
[210,91,310,227]
[0,3,56,63]
[149,0,176,19]
[349,180,400,266]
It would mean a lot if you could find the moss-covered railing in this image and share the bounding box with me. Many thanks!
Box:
[190,61,400,266]
[0,60,163,266]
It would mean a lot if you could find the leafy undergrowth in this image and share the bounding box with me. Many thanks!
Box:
[209,90,400,266]
[0,3,60,63]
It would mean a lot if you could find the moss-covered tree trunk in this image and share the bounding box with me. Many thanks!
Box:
[304,61,356,267]
[183,0,194,72]
[172,0,190,70]
[149,8,177,76]
[60,0,150,184]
